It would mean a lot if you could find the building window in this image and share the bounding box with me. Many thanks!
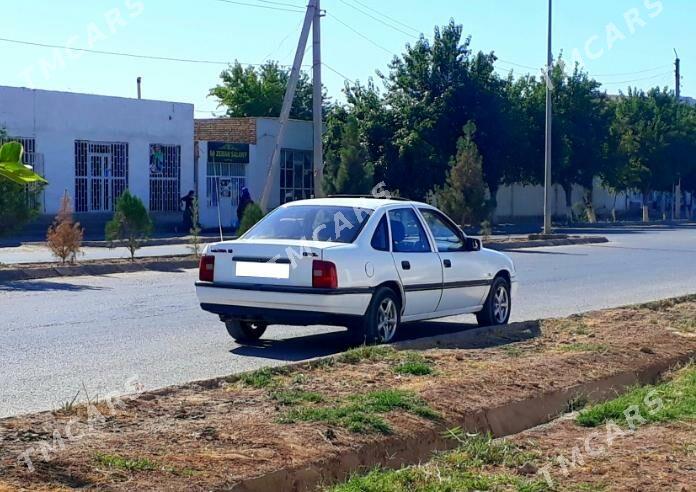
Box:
[149,144,181,212]
[280,149,313,204]
[75,141,129,213]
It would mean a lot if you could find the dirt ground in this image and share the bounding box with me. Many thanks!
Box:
[512,416,695,491]
[0,297,694,491]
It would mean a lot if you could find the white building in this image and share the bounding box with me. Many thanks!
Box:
[195,117,314,229]
[0,85,194,227]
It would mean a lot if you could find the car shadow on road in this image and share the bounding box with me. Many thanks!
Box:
[0,280,106,292]
[229,320,541,362]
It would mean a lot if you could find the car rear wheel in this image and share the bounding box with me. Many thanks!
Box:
[224,319,267,343]
[476,277,511,327]
[354,287,401,345]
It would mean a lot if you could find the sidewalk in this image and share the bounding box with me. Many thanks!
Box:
[0,243,196,265]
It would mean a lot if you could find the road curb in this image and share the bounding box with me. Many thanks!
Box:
[0,257,198,282]
[486,236,608,251]
[229,350,694,491]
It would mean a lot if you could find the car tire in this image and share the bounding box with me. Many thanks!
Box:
[224,319,267,343]
[476,277,511,327]
[357,286,401,345]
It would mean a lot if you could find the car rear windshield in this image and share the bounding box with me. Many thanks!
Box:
[242,205,373,243]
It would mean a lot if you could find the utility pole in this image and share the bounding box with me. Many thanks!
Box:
[543,0,553,235]
[674,49,681,219]
[260,0,317,211]
[312,0,324,197]
[675,49,681,99]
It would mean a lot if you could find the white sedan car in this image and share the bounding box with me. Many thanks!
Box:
[195,197,516,344]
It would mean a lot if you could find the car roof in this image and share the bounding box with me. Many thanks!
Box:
[282,197,432,211]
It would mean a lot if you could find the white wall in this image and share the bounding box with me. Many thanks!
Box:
[493,177,635,220]
[0,85,194,215]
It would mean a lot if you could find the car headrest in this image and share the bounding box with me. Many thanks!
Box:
[391,221,405,242]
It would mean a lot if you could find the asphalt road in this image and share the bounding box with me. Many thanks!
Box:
[1,225,695,418]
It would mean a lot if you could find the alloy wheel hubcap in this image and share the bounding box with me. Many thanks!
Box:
[493,286,509,323]
[377,298,398,342]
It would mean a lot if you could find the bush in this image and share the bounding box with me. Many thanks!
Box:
[0,181,40,237]
[105,191,153,261]
[237,203,264,236]
[46,191,83,264]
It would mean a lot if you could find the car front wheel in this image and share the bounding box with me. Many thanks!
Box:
[476,277,511,327]
[224,319,267,343]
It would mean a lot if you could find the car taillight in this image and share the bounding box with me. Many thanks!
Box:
[199,255,215,282]
[312,260,337,289]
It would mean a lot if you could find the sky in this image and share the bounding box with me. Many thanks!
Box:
[1,0,692,115]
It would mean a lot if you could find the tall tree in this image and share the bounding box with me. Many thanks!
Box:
[323,115,374,195]
[611,88,679,221]
[210,61,325,120]
[430,122,489,226]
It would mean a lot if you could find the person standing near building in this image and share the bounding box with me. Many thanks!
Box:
[237,187,253,227]
[180,190,195,233]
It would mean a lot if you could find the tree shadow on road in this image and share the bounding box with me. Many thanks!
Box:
[229,320,541,362]
[0,280,106,292]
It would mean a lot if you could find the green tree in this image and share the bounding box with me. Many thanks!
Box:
[237,203,265,236]
[611,88,680,222]
[323,116,374,195]
[105,191,153,261]
[210,61,325,120]
[430,123,489,226]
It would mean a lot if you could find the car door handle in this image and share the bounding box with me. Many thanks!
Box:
[401,261,411,270]
[443,259,452,268]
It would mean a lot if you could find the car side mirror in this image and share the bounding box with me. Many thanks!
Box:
[464,237,481,252]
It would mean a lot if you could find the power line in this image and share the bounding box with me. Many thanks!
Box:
[591,64,672,77]
[598,71,672,86]
[327,13,396,56]
[212,0,303,13]
[338,0,417,37]
[351,0,420,34]
[323,62,354,84]
[0,36,311,68]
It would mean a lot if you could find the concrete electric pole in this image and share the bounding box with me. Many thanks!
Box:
[674,49,681,219]
[260,0,318,211]
[543,0,553,235]
[313,0,324,198]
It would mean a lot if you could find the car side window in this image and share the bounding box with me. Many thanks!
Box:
[388,208,432,253]
[419,209,465,252]
[371,215,390,252]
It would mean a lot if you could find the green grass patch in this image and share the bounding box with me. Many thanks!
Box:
[270,388,324,406]
[393,353,433,376]
[328,434,547,491]
[337,345,396,365]
[558,342,609,353]
[239,368,276,389]
[674,318,696,334]
[502,345,524,358]
[95,453,157,472]
[577,365,696,428]
[279,389,438,434]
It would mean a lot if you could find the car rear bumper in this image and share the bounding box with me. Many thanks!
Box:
[195,282,372,323]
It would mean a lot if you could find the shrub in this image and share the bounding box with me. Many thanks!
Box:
[46,191,83,264]
[237,203,264,236]
[105,191,153,261]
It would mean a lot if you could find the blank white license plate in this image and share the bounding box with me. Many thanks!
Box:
[235,261,290,279]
